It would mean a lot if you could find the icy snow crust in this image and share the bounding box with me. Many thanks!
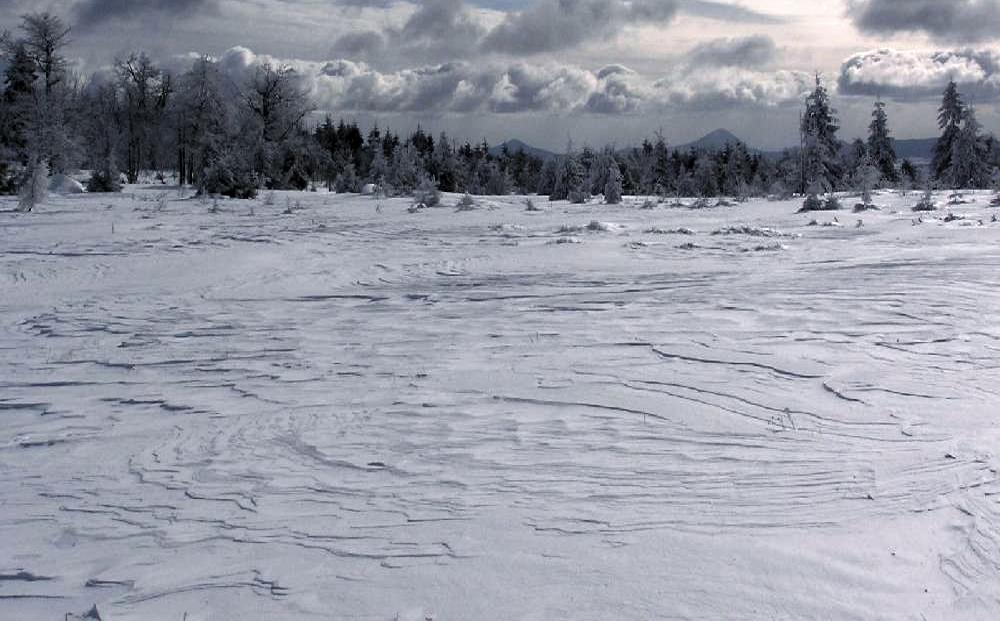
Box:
[2,189,1000,620]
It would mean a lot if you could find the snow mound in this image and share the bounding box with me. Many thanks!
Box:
[744,242,787,252]
[712,225,799,238]
[556,221,620,234]
[49,174,85,194]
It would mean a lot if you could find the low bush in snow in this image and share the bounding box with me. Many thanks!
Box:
[913,189,937,212]
[456,193,476,211]
[202,153,259,199]
[799,194,840,212]
[412,177,440,208]
[86,170,122,193]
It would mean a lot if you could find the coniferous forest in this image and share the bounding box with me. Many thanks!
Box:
[2,12,999,209]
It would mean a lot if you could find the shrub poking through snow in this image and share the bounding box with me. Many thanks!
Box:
[948,192,970,205]
[456,193,476,211]
[913,188,937,212]
[712,225,798,238]
[18,159,48,212]
[413,176,440,208]
[640,199,656,210]
[86,170,122,193]
[799,192,841,212]
[853,201,880,213]
[646,226,694,235]
[799,193,823,212]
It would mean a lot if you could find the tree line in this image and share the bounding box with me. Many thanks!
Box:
[1,12,999,209]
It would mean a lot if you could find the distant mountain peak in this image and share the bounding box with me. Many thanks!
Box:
[489,139,557,161]
[679,129,746,151]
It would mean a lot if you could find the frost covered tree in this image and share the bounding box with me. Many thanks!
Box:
[19,12,73,173]
[17,157,47,211]
[564,156,588,203]
[933,81,964,182]
[947,106,988,189]
[867,99,898,185]
[853,154,881,209]
[604,159,623,204]
[389,141,421,194]
[799,74,841,193]
[431,133,459,193]
[173,56,228,190]
[241,62,313,188]
[693,153,719,197]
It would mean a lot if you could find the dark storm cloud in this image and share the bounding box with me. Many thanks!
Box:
[480,0,680,55]
[330,0,785,60]
[73,0,218,27]
[399,0,484,45]
[838,47,1000,101]
[686,35,777,68]
[330,0,484,61]
[847,0,1000,43]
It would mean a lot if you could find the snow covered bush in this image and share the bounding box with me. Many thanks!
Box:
[456,193,476,211]
[412,176,440,208]
[799,193,823,212]
[202,152,259,199]
[913,188,937,212]
[334,164,359,193]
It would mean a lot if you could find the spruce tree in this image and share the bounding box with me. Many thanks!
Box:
[799,74,841,193]
[1,44,38,165]
[933,80,964,181]
[947,106,987,189]
[565,157,588,203]
[867,99,899,185]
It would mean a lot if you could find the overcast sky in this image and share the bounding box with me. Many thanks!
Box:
[4,0,999,150]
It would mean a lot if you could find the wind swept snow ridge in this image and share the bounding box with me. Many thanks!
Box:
[2,189,1000,620]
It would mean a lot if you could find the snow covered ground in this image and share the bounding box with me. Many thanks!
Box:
[2,188,1000,620]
